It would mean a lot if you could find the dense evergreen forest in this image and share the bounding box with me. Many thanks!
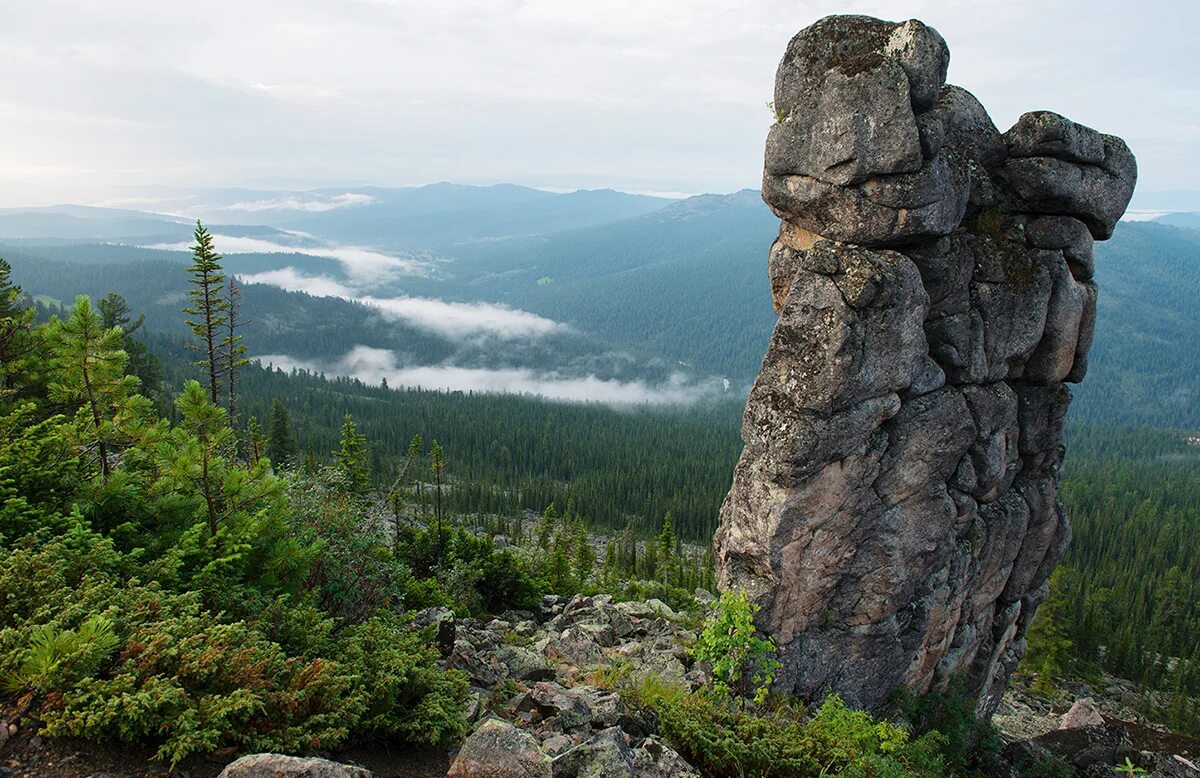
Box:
[1024,425,1200,732]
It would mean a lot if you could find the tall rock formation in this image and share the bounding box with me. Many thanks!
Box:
[714,15,1136,716]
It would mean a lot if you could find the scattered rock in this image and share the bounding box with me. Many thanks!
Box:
[447,718,552,778]
[217,753,372,778]
[1060,698,1105,730]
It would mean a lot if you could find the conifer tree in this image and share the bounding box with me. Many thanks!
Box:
[245,415,267,465]
[335,413,371,496]
[573,522,595,585]
[183,222,228,404]
[430,439,446,565]
[658,511,678,585]
[98,292,162,399]
[220,278,249,421]
[537,503,557,552]
[386,434,424,550]
[0,258,36,398]
[265,398,297,466]
[44,296,142,480]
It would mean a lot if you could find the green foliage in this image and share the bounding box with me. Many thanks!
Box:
[335,413,371,496]
[335,615,468,745]
[693,591,780,704]
[3,615,119,695]
[44,295,147,480]
[1021,566,1078,694]
[1114,757,1150,777]
[265,398,298,467]
[182,221,228,404]
[626,680,944,778]
[895,677,1003,776]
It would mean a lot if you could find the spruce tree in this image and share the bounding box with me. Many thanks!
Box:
[658,511,678,585]
[99,292,163,401]
[430,440,446,565]
[183,222,228,404]
[220,278,249,421]
[335,413,371,496]
[573,522,595,585]
[537,503,557,552]
[265,398,297,466]
[245,415,267,465]
[0,258,36,398]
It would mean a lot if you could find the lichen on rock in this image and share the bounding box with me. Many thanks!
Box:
[714,13,1136,717]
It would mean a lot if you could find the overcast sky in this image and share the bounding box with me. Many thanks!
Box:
[0,0,1194,206]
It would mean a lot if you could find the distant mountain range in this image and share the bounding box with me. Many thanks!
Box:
[1,184,1197,426]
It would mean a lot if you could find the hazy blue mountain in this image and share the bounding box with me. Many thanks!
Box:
[3,188,1198,426]
[286,184,672,248]
[1153,212,1200,229]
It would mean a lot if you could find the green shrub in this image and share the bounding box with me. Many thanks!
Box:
[692,591,780,703]
[633,684,944,778]
[335,615,468,745]
[894,677,1002,775]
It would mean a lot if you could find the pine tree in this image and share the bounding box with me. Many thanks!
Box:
[537,503,557,552]
[220,278,249,421]
[335,413,371,496]
[658,511,678,585]
[183,222,228,404]
[385,434,424,550]
[98,292,163,399]
[573,522,595,585]
[245,416,267,465]
[44,296,143,480]
[0,258,37,398]
[265,398,297,466]
[430,440,446,566]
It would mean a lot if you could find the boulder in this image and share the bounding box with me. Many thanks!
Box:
[447,718,552,778]
[217,754,371,778]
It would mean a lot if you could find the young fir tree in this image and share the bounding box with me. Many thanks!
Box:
[183,222,228,404]
[98,292,162,400]
[43,296,143,481]
[387,434,424,552]
[657,511,678,585]
[220,278,249,421]
[537,503,557,552]
[0,258,37,398]
[157,380,278,538]
[572,521,595,585]
[335,413,371,496]
[245,416,267,465]
[430,440,446,566]
[265,398,298,466]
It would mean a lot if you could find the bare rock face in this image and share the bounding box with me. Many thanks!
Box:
[714,14,1135,716]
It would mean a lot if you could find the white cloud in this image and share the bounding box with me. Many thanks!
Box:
[239,267,355,297]
[2,0,1192,202]
[257,345,718,406]
[360,295,567,340]
[142,233,423,279]
[210,192,375,213]
[236,266,567,340]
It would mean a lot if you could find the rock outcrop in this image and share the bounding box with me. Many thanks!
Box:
[714,14,1136,716]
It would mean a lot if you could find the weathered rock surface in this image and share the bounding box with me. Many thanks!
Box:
[218,753,372,778]
[715,13,1136,716]
[438,594,706,777]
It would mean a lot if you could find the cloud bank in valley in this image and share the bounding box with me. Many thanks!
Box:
[211,192,375,213]
[257,346,719,406]
[237,266,568,341]
[143,234,422,279]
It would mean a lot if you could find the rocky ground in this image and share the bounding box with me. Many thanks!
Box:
[2,591,1196,777]
[996,674,1199,776]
